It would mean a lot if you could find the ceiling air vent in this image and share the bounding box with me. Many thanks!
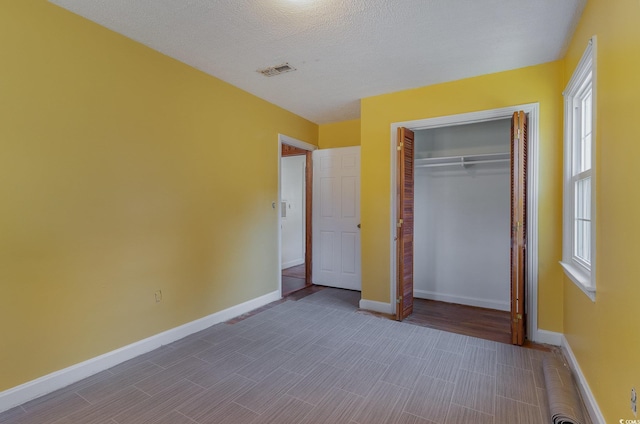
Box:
[258,63,296,77]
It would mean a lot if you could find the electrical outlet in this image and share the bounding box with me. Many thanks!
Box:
[154,290,162,303]
[631,387,637,417]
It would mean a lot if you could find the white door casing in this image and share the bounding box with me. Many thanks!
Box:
[277,134,316,296]
[312,146,361,290]
[388,103,545,343]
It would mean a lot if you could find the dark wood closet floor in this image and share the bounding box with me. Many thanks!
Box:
[284,285,513,345]
[404,298,512,344]
[282,264,308,296]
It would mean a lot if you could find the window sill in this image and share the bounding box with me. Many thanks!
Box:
[560,261,596,302]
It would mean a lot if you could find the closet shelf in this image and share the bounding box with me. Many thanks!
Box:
[415,152,510,168]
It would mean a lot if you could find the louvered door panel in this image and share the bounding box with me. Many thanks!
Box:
[510,111,528,345]
[397,127,414,321]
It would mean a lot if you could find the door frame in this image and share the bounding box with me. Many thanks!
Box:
[388,103,544,343]
[278,134,316,296]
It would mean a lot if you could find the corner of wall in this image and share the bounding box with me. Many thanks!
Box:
[318,119,361,149]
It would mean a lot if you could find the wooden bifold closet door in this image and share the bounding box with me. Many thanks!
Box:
[396,127,414,321]
[510,111,528,345]
[397,116,528,346]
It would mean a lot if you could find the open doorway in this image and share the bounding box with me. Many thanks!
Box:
[390,104,541,344]
[398,119,513,343]
[278,136,315,297]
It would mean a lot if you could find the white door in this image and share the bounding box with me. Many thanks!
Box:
[312,146,361,290]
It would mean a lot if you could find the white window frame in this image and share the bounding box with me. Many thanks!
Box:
[561,36,597,301]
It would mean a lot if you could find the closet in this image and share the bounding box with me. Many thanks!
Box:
[413,118,512,311]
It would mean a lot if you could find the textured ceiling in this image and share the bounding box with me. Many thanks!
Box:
[49,0,585,124]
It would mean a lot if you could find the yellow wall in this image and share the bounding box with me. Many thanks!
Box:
[0,1,317,391]
[4,1,638,419]
[318,119,361,148]
[360,62,565,333]
[562,0,640,421]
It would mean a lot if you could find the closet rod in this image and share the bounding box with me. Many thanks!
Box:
[417,158,510,168]
[415,152,510,168]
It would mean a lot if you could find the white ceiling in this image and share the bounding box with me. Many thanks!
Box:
[49,0,586,124]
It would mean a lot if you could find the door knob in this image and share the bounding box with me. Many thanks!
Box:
[357,224,361,229]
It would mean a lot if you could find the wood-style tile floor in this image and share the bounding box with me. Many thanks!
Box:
[1,288,570,424]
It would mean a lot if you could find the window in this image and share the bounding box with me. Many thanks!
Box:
[561,37,596,301]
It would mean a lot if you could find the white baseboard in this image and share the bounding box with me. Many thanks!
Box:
[282,258,304,269]
[561,335,606,424]
[0,290,281,414]
[414,289,510,312]
[359,299,393,315]
[532,329,562,346]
